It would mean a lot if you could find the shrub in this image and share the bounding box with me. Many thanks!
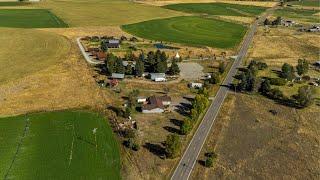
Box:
[218,62,225,74]
[269,78,287,86]
[180,119,193,135]
[209,73,220,84]
[268,88,284,100]
[165,134,181,158]
[205,156,213,167]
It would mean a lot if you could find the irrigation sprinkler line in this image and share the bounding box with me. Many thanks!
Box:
[4,116,30,180]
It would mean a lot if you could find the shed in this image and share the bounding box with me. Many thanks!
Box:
[150,73,166,82]
[189,82,203,89]
[111,73,125,79]
[137,97,147,103]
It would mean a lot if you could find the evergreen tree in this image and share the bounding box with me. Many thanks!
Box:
[168,59,180,75]
[101,41,108,52]
[264,18,270,26]
[115,59,125,73]
[165,134,181,158]
[180,119,193,135]
[296,59,309,76]
[218,62,225,74]
[281,63,295,80]
[106,53,117,75]
[135,58,145,76]
[259,79,271,95]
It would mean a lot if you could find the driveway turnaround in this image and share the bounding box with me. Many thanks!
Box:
[171,5,278,180]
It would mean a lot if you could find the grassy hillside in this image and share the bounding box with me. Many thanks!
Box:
[0,28,71,83]
[32,0,184,26]
[0,9,68,28]
[0,111,120,179]
[122,16,247,48]
[164,3,267,16]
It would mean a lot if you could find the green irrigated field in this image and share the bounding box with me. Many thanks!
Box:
[0,111,120,179]
[164,3,267,17]
[0,28,71,83]
[289,0,320,7]
[275,7,319,23]
[0,9,68,28]
[122,16,247,48]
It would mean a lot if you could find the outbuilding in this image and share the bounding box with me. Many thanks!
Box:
[150,73,166,82]
[189,82,203,89]
[111,73,125,79]
[137,97,147,103]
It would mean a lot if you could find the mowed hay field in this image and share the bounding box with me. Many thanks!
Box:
[32,0,185,26]
[247,27,320,67]
[164,3,267,16]
[191,94,320,179]
[122,16,247,48]
[0,28,70,83]
[0,111,120,179]
[0,9,68,28]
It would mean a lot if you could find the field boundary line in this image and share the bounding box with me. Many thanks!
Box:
[4,116,30,180]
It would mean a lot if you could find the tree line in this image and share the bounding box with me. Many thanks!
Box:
[100,50,180,76]
[236,59,316,108]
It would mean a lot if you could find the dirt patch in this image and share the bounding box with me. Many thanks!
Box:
[178,62,204,80]
[191,94,320,179]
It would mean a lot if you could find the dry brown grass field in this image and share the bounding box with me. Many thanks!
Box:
[191,94,320,179]
[136,0,277,7]
[0,28,71,84]
[32,0,184,27]
[0,28,113,117]
[247,26,320,67]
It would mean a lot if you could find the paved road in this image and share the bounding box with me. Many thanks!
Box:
[171,6,278,180]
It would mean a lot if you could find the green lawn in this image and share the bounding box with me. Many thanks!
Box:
[289,0,320,7]
[275,7,319,23]
[122,16,247,49]
[164,3,267,17]
[0,9,68,28]
[0,111,120,179]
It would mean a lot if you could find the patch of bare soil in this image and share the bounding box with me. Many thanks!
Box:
[191,94,320,179]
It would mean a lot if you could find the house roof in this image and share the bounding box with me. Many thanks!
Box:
[96,51,106,60]
[142,95,171,110]
[111,73,125,79]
